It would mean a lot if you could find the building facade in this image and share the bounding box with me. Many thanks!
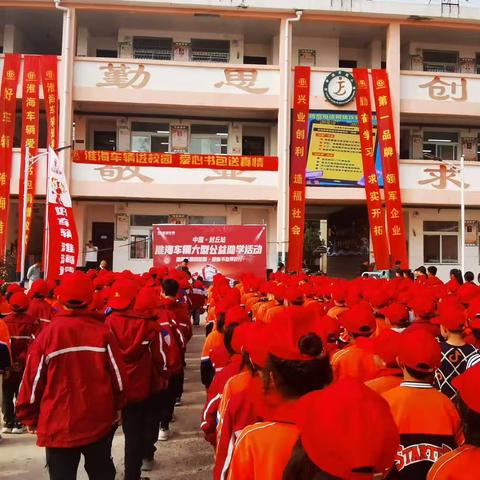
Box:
[2,0,480,279]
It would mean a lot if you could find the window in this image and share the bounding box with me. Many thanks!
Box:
[422,131,459,161]
[130,234,152,259]
[96,49,117,58]
[189,216,226,225]
[191,39,230,63]
[133,37,173,60]
[130,215,169,226]
[339,60,357,69]
[423,50,459,73]
[131,122,170,153]
[190,124,228,155]
[423,221,458,264]
[242,136,265,155]
[243,56,267,65]
[94,131,116,151]
[476,53,480,74]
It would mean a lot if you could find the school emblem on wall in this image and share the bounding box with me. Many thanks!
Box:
[323,70,357,106]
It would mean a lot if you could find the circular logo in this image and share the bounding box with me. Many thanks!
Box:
[323,70,357,106]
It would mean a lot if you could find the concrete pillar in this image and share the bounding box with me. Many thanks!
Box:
[386,23,401,152]
[76,26,89,56]
[369,38,382,69]
[73,115,87,150]
[229,123,242,155]
[58,7,76,183]
[3,25,15,53]
[276,18,292,265]
[117,118,130,150]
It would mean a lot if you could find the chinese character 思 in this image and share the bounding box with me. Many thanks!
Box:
[419,76,467,102]
[214,68,269,94]
[96,63,151,89]
[95,165,154,183]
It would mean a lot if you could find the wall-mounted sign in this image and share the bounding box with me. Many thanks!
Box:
[298,49,316,67]
[323,70,357,106]
[465,220,478,246]
[170,124,189,153]
[116,213,129,240]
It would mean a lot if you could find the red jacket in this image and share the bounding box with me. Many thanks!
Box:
[3,311,39,381]
[28,297,53,332]
[159,298,192,346]
[157,309,184,376]
[105,310,168,404]
[16,309,127,448]
[201,355,242,446]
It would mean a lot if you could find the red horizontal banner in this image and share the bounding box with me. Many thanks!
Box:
[73,150,278,172]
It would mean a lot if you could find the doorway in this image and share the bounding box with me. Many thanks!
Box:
[92,222,114,269]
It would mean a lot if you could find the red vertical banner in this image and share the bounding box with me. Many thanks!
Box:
[353,69,390,270]
[17,56,40,272]
[0,54,21,256]
[286,66,310,273]
[371,69,408,268]
[40,56,59,149]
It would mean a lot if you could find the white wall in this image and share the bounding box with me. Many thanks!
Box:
[244,42,272,63]
[339,47,368,67]
[407,207,480,281]
[292,36,339,67]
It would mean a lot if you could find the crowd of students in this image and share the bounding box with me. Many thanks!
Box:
[0,263,479,479]
[0,266,205,480]
[200,268,480,479]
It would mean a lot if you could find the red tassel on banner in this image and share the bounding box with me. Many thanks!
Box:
[0,54,21,257]
[353,69,390,270]
[286,66,310,273]
[17,56,40,273]
[371,69,408,269]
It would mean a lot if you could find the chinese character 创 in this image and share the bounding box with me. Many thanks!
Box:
[419,76,467,102]
[96,63,151,89]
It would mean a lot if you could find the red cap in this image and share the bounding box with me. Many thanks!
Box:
[108,280,139,310]
[452,364,480,414]
[267,308,325,361]
[6,283,24,295]
[359,329,403,368]
[193,280,204,289]
[368,288,390,309]
[397,330,441,373]
[224,305,250,327]
[86,269,97,280]
[134,287,160,311]
[457,282,479,305]
[29,279,49,298]
[9,292,29,311]
[411,296,436,318]
[230,322,254,354]
[331,284,347,303]
[284,286,304,303]
[340,303,376,337]
[381,303,409,326]
[295,378,399,479]
[57,272,93,307]
[432,302,466,331]
[243,324,270,368]
[467,296,480,322]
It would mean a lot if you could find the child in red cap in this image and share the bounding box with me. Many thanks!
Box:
[331,303,379,382]
[427,364,480,479]
[226,315,332,480]
[283,378,400,479]
[16,272,126,480]
[27,279,53,332]
[432,302,478,399]
[2,292,38,434]
[382,330,463,479]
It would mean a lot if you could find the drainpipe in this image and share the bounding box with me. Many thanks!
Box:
[53,0,75,182]
[278,10,302,265]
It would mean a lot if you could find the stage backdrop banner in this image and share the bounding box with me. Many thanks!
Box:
[287,66,310,273]
[0,54,21,256]
[73,150,278,172]
[152,224,267,281]
[353,68,390,270]
[371,69,408,268]
[17,56,40,272]
[44,148,79,279]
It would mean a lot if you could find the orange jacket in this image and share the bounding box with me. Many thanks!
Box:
[254,299,276,323]
[383,382,463,479]
[264,304,285,325]
[331,344,379,382]
[427,445,480,480]
[365,371,403,395]
[226,422,299,480]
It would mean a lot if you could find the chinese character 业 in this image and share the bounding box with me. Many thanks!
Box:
[96,63,151,89]
[214,68,269,94]
[419,76,467,102]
